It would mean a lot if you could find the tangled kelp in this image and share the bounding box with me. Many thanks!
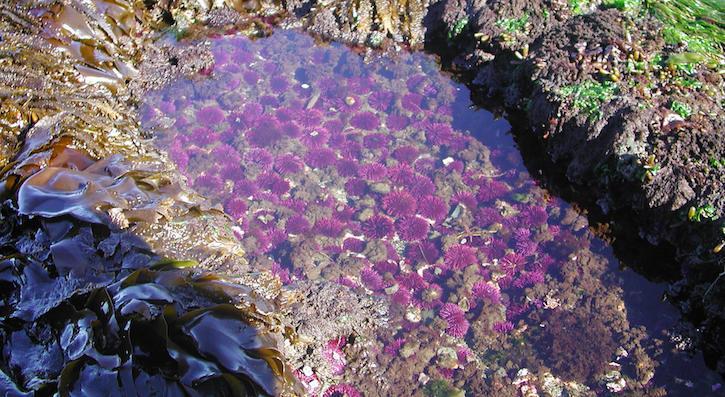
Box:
[0,212,297,395]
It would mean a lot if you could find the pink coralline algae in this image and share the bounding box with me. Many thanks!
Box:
[323,384,361,397]
[322,337,348,376]
[142,31,587,392]
[439,303,470,338]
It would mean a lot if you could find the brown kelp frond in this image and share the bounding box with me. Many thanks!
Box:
[0,209,300,395]
[303,0,430,47]
[0,0,257,270]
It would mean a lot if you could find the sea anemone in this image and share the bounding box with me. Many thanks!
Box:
[419,196,448,222]
[444,244,478,270]
[382,190,417,218]
[285,214,311,235]
[196,105,225,126]
[275,154,304,174]
[247,116,285,147]
[316,218,345,237]
[350,111,380,131]
[305,148,337,168]
[439,303,469,338]
[361,214,394,239]
[358,163,387,181]
[396,216,430,241]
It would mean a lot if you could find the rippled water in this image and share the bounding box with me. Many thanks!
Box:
[140,30,721,396]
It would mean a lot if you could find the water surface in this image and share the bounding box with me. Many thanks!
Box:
[140,30,722,396]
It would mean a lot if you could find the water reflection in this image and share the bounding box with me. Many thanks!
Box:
[141,29,721,396]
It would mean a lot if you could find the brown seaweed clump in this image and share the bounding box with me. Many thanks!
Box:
[534,309,618,383]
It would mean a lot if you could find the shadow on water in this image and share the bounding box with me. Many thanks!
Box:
[447,79,723,395]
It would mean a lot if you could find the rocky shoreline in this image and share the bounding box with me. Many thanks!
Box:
[285,0,725,375]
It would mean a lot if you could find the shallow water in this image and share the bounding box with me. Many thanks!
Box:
[140,30,722,396]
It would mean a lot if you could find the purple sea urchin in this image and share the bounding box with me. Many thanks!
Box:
[361,214,394,239]
[382,190,417,218]
[444,244,478,270]
[439,303,469,338]
[350,111,380,131]
[396,216,430,241]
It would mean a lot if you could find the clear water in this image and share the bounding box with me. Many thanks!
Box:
[140,30,722,396]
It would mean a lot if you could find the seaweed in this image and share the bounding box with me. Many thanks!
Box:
[558,80,619,121]
[646,0,725,68]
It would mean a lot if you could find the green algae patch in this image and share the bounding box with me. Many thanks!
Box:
[558,80,619,121]
[647,0,724,68]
